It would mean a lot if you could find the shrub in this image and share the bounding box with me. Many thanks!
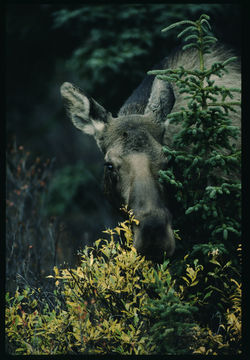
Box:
[5,14,242,356]
[6,140,58,293]
[5,209,241,355]
[147,17,242,354]
[6,209,197,355]
[149,14,241,261]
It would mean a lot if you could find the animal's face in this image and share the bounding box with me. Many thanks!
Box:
[61,82,175,262]
[103,115,175,261]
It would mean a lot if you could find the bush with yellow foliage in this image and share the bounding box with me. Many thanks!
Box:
[5,208,241,355]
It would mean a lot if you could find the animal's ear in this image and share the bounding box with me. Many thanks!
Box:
[144,77,175,127]
[60,82,111,146]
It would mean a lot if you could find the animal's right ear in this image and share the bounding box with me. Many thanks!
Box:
[60,82,111,146]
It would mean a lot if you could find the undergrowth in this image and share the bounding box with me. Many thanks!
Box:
[5,14,241,355]
[6,209,241,355]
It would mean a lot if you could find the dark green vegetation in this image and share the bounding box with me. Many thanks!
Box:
[150,14,241,267]
[6,4,241,264]
[6,7,242,355]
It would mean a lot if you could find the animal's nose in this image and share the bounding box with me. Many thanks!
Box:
[134,215,175,262]
[141,217,166,249]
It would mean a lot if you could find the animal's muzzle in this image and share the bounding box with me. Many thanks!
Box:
[133,213,175,262]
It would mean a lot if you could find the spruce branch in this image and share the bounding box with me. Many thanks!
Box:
[161,20,195,33]
[152,13,241,250]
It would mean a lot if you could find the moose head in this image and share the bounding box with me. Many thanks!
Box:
[61,81,175,262]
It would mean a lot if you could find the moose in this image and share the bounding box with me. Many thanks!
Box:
[61,45,241,262]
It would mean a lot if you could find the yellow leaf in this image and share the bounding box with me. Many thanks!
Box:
[209,259,221,266]
[230,278,241,288]
[122,333,131,343]
[53,266,59,277]
[89,253,94,266]
[182,276,190,284]
[95,239,102,248]
[114,226,121,235]
[133,218,140,226]
[103,229,116,235]
[179,285,184,293]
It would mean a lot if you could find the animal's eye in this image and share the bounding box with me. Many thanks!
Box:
[104,162,114,171]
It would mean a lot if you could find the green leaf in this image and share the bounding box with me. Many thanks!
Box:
[200,18,211,31]
[183,34,199,43]
[209,259,221,266]
[177,26,198,39]
[161,20,195,33]
[223,228,228,240]
[182,43,199,51]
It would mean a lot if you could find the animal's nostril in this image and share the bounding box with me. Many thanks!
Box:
[133,212,175,261]
[142,221,164,240]
[140,217,167,247]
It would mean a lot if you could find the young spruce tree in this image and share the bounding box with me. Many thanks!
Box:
[148,14,241,262]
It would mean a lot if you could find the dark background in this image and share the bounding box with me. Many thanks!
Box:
[5,4,242,266]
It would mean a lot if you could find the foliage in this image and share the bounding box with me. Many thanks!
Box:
[5,139,114,282]
[6,5,241,248]
[149,14,241,263]
[44,163,99,216]
[5,212,177,355]
[188,261,242,355]
[42,160,116,252]
[5,211,241,355]
[5,12,242,356]
[6,141,58,293]
[52,4,228,113]
[144,264,198,355]
[148,15,242,353]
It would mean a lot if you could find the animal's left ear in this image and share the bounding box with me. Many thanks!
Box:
[60,82,111,148]
[144,77,175,128]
